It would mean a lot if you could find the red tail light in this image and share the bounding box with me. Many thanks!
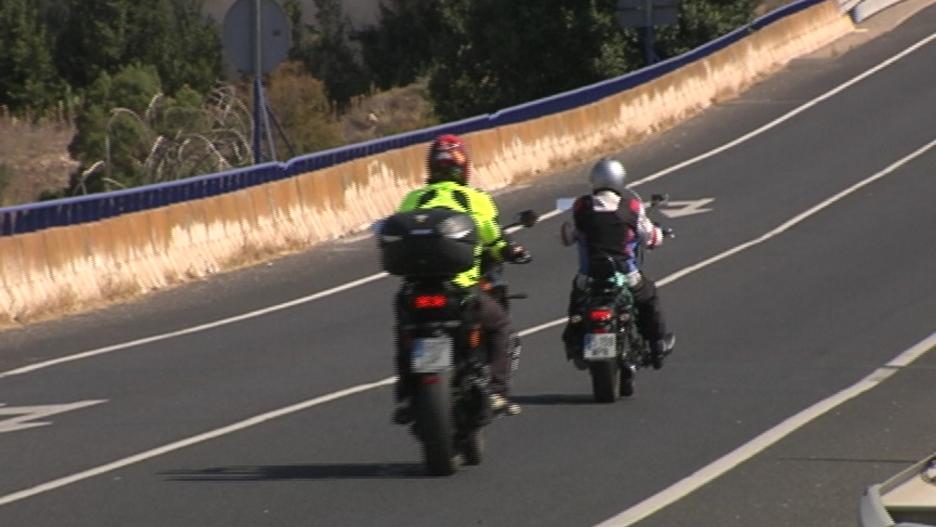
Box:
[421,374,442,384]
[414,294,447,309]
[589,309,613,322]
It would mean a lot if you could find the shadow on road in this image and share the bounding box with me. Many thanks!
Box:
[162,462,426,481]
[510,393,597,405]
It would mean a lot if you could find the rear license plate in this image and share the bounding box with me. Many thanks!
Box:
[584,333,617,360]
[411,337,453,372]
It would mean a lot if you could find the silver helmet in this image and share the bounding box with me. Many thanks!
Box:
[588,158,628,194]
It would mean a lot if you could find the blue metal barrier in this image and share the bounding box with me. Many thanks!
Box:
[0,0,822,237]
[0,162,284,236]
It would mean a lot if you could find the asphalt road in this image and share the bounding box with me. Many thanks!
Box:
[1,6,935,527]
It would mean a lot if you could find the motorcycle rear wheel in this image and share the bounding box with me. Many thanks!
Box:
[589,361,619,403]
[415,373,458,476]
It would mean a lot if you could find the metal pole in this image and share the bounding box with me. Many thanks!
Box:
[252,0,263,164]
[266,102,296,159]
[261,81,277,161]
[643,0,655,66]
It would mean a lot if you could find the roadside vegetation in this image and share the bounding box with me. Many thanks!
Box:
[0,0,764,205]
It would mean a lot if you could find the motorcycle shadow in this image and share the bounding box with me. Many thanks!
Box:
[510,393,597,406]
[161,463,426,481]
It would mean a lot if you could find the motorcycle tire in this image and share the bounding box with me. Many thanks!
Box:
[589,361,619,403]
[415,373,458,476]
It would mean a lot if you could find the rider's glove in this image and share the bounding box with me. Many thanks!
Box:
[501,242,532,264]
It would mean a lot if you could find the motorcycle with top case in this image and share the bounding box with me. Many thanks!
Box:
[377,208,536,476]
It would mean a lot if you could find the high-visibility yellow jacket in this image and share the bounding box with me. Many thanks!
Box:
[398,181,509,287]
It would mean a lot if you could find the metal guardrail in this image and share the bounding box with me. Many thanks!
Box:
[0,163,284,236]
[850,0,910,22]
[839,0,865,12]
[859,453,936,526]
[0,0,826,238]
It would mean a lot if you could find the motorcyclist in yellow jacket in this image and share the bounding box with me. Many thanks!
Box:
[393,134,530,424]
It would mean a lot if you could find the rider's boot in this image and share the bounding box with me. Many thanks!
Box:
[650,333,676,370]
[562,321,587,370]
[490,393,522,416]
[392,399,415,425]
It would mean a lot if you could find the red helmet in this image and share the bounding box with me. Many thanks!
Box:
[427,134,470,184]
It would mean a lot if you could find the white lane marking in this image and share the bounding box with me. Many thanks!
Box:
[594,331,936,527]
[522,137,936,336]
[0,273,389,379]
[2,32,933,380]
[658,198,716,219]
[0,215,561,380]
[629,31,936,186]
[1,139,931,507]
[0,378,395,507]
[0,400,107,434]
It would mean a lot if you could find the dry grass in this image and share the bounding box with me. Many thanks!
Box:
[340,81,438,145]
[0,108,78,206]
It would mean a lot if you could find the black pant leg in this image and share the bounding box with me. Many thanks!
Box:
[631,276,668,343]
[477,292,511,395]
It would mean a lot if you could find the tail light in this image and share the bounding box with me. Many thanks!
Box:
[413,294,447,309]
[589,309,613,322]
[421,374,442,384]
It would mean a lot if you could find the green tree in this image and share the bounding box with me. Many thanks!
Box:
[428,0,635,121]
[656,0,761,58]
[126,0,223,95]
[0,0,66,114]
[54,0,221,95]
[286,0,370,111]
[68,64,164,193]
[357,0,444,90]
[54,0,129,91]
[66,64,255,195]
[424,0,761,122]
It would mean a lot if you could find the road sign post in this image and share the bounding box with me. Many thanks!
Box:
[616,0,679,66]
[223,0,290,164]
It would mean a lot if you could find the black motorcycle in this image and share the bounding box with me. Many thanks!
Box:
[573,264,649,402]
[377,208,536,475]
[560,193,673,403]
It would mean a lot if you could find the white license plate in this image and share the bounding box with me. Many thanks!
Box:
[411,337,453,372]
[583,333,617,360]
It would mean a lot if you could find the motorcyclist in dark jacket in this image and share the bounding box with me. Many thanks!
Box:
[561,158,675,369]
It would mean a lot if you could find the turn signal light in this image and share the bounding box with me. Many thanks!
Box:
[414,294,447,309]
[589,309,613,322]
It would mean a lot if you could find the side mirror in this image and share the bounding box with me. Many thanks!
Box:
[518,209,539,228]
[649,193,669,207]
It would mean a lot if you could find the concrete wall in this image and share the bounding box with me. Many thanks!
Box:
[0,1,854,326]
